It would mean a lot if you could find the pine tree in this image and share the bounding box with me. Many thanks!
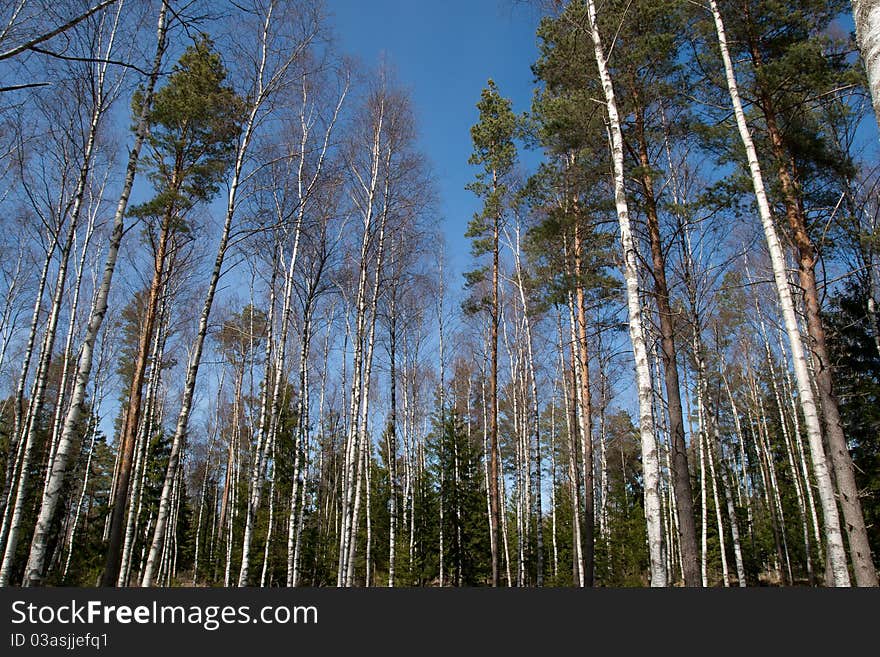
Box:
[102,34,242,586]
[464,79,518,587]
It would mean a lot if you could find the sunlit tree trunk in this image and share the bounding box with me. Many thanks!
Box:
[7,1,132,586]
[586,0,666,586]
[119,289,170,585]
[707,0,850,586]
[855,1,880,130]
[142,0,319,586]
[0,229,56,538]
[193,374,223,585]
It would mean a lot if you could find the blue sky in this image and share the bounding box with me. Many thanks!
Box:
[328,0,543,282]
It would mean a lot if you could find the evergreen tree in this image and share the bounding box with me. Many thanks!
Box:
[464,79,518,587]
[102,35,243,586]
[428,411,491,586]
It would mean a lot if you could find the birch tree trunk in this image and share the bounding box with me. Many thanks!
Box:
[43,190,102,493]
[387,259,399,588]
[586,0,666,586]
[854,1,880,130]
[0,221,76,586]
[508,224,543,587]
[23,1,168,587]
[707,0,850,587]
[62,342,109,582]
[2,1,123,585]
[338,95,386,585]
[739,17,878,586]
[0,228,56,535]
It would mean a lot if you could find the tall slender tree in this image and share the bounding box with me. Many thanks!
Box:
[465,79,517,587]
[585,0,667,586]
[101,35,242,586]
[705,0,851,587]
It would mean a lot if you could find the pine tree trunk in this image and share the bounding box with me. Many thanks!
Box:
[119,295,168,586]
[488,174,501,587]
[102,198,174,587]
[558,306,583,586]
[572,224,595,586]
[745,31,877,586]
[142,0,323,587]
[142,106,258,590]
[634,113,700,587]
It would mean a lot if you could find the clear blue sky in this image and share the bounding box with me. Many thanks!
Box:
[328,0,543,281]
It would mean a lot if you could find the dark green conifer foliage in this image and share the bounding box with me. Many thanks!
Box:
[428,411,491,586]
[130,34,244,225]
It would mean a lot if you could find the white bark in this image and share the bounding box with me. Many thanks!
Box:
[0,0,119,63]
[706,431,729,586]
[708,0,850,586]
[0,227,55,536]
[61,339,109,582]
[141,0,319,587]
[854,1,880,131]
[192,373,223,585]
[776,328,823,565]
[586,0,666,586]
[558,308,584,586]
[23,1,167,586]
[43,184,102,494]
[338,97,385,585]
[3,1,125,582]
[699,411,708,587]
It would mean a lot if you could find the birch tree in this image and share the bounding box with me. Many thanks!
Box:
[854,0,880,129]
[585,0,667,586]
[705,0,851,587]
[0,0,140,586]
[141,0,322,587]
[21,1,167,587]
